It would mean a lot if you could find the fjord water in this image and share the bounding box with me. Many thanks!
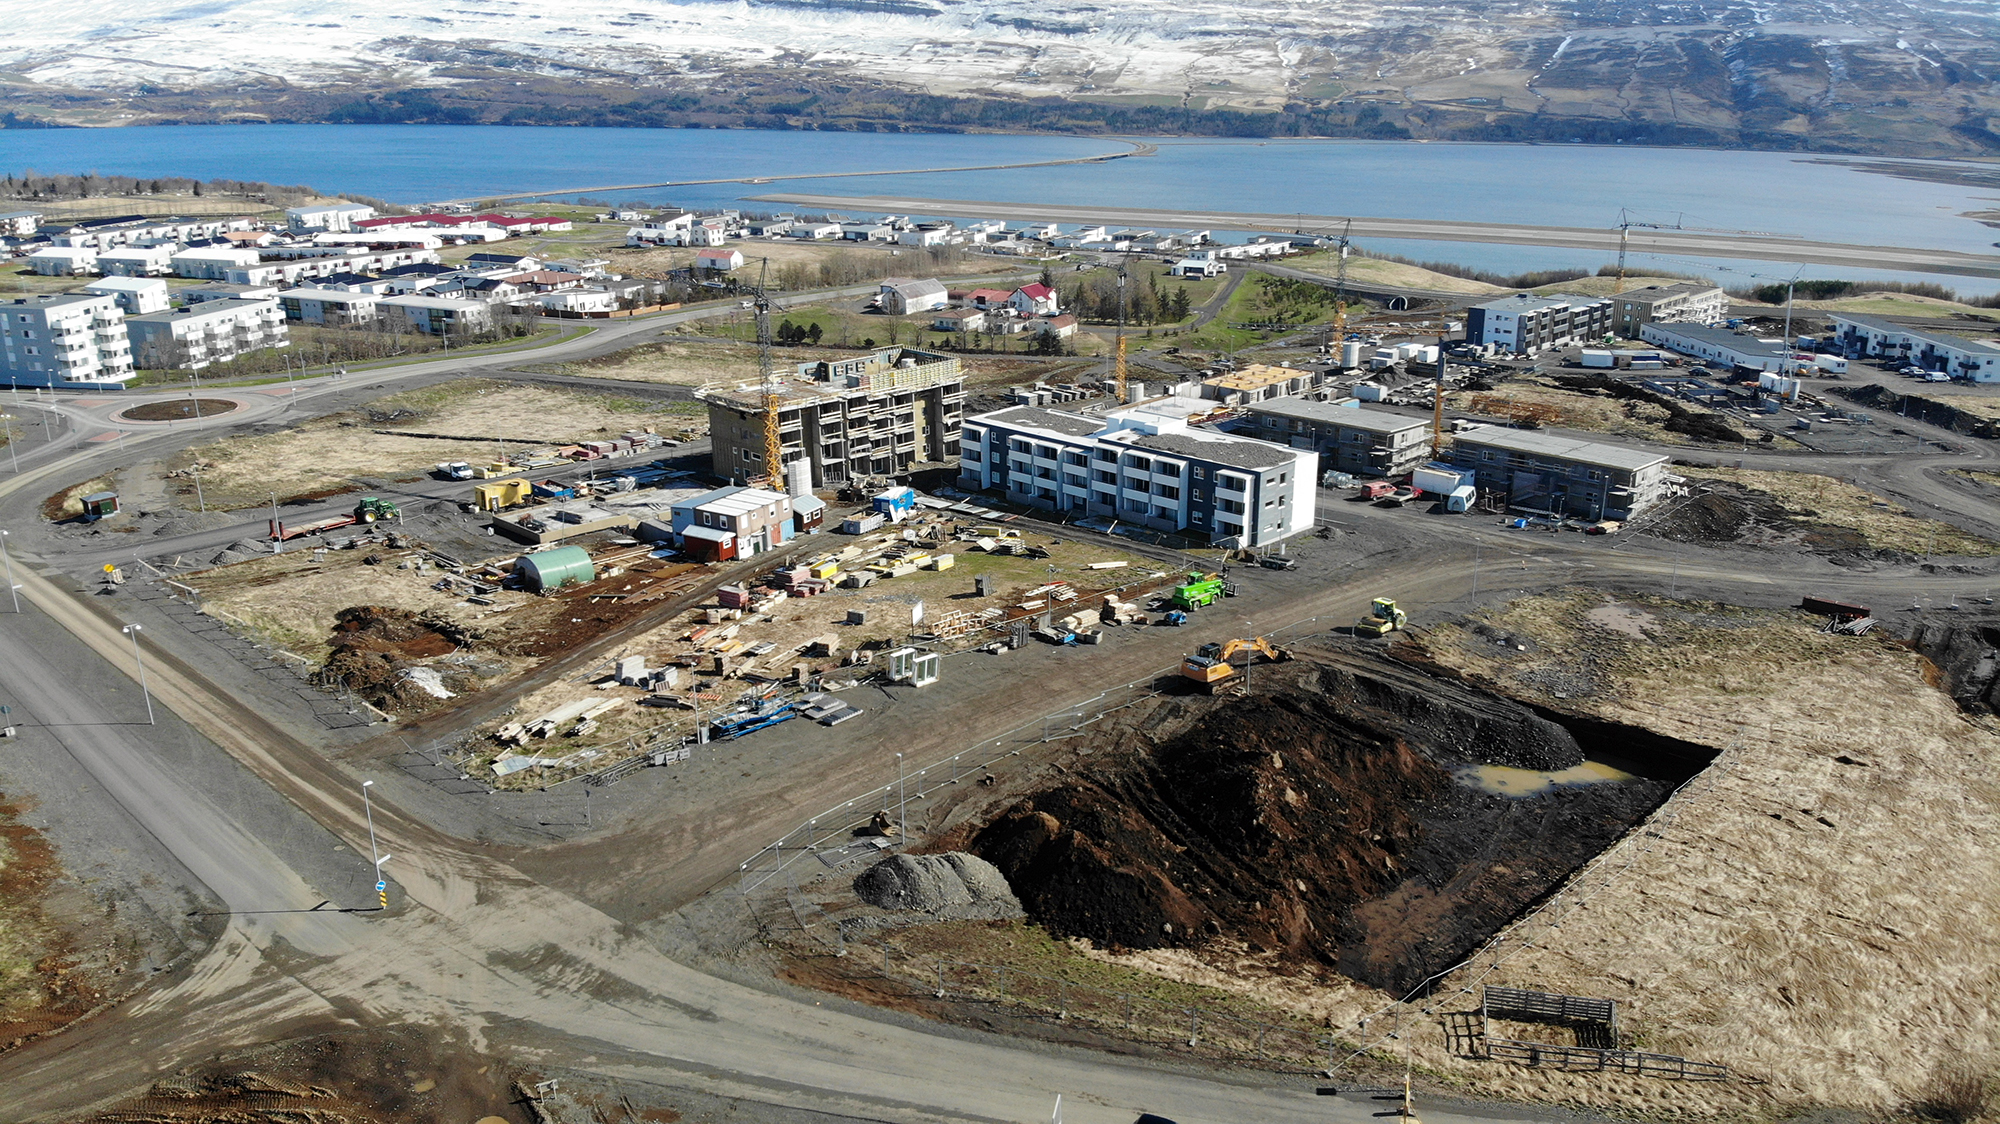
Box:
[5,124,1993,286]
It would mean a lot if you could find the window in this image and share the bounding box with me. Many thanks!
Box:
[1277,472,1287,484]
[1191,467,1205,480]
[1062,451,1088,467]
[1123,455,1151,472]
[1093,469,1117,485]
[1191,512,1206,526]
[1154,483,1180,500]
[964,449,982,463]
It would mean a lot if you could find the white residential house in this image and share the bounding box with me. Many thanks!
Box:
[932,308,988,333]
[839,224,893,242]
[695,248,745,272]
[522,289,618,315]
[0,212,41,238]
[126,297,288,370]
[898,226,951,248]
[0,293,135,389]
[96,244,179,277]
[285,202,376,234]
[83,277,172,316]
[1009,283,1060,317]
[879,277,950,315]
[26,247,97,276]
[1171,257,1227,278]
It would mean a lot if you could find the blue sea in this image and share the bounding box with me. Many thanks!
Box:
[4,125,1994,292]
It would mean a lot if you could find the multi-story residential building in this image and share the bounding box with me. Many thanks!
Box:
[701,346,966,488]
[0,211,41,238]
[668,486,796,561]
[1829,313,2000,381]
[0,293,135,389]
[375,294,496,335]
[1200,362,1334,405]
[959,405,1316,547]
[286,202,376,234]
[1465,293,1613,355]
[279,286,380,326]
[1441,426,1669,521]
[126,297,287,371]
[1611,282,1727,338]
[170,247,265,280]
[83,277,172,316]
[96,245,179,277]
[1241,399,1432,478]
[26,247,96,276]
[48,215,234,251]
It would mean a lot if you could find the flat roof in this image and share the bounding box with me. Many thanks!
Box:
[691,486,791,517]
[969,405,1103,439]
[1472,293,1601,313]
[1204,363,1319,392]
[1643,323,1788,357]
[82,277,166,291]
[1451,426,1667,472]
[127,297,275,322]
[1831,312,2000,356]
[7,293,114,309]
[378,294,490,311]
[1124,429,1299,471]
[1245,398,1425,434]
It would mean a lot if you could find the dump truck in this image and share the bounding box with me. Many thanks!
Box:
[1168,572,1235,610]
[1354,597,1408,638]
[1181,636,1292,692]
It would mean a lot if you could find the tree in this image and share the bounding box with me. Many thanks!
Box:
[806,322,823,344]
[1039,265,1055,290]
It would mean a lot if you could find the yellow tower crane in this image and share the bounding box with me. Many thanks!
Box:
[1112,253,1131,404]
[752,258,783,489]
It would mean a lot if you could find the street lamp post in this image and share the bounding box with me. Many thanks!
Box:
[0,529,17,613]
[121,623,154,724]
[360,780,391,908]
[0,414,17,473]
[896,752,907,843]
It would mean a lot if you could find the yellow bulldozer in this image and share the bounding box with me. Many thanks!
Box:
[1181,636,1293,693]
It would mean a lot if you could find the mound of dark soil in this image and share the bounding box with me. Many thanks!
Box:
[322,606,483,707]
[968,657,1699,994]
[118,398,238,423]
[1905,619,2000,713]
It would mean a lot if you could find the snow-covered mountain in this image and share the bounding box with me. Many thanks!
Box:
[4,0,1998,156]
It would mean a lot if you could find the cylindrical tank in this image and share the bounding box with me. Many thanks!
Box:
[517,545,595,593]
[1340,341,1364,368]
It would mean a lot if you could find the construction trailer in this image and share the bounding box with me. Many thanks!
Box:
[474,477,535,511]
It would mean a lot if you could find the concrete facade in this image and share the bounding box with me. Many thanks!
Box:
[1639,322,1790,371]
[702,347,965,488]
[1611,282,1728,338]
[376,294,495,335]
[0,293,134,389]
[1466,293,1613,355]
[126,297,287,371]
[1241,399,1431,478]
[959,405,1316,547]
[286,202,376,234]
[83,277,171,316]
[1441,426,1669,521]
[1829,313,2000,381]
[279,287,380,325]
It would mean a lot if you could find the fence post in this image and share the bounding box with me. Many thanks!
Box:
[996,966,1008,1004]
[1056,981,1066,1021]
[883,943,891,975]
[1187,1008,1199,1047]
[935,961,946,1000]
[1123,993,1134,1031]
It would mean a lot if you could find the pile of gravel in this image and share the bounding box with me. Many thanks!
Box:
[209,539,269,566]
[853,852,1022,919]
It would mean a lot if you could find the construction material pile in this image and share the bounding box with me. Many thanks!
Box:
[853,853,1023,919]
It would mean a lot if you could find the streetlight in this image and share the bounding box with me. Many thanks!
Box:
[121,623,154,725]
[360,780,392,908]
[0,414,16,473]
[0,529,17,613]
[896,752,907,842]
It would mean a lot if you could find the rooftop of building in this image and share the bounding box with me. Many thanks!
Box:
[968,405,1104,439]
[1473,292,1606,313]
[1244,398,1426,434]
[1620,281,1725,300]
[82,277,166,292]
[1117,427,1300,471]
[1829,311,2000,354]
[1641,323,1790,357]
[127,297,276,323]
[1450,426,1668,472]
[1203,362,1321,392]
[6,292,116,310]
[683,485,793,517]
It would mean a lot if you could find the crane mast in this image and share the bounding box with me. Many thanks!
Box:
[1112,255,1130,404]
[754,258,782,489]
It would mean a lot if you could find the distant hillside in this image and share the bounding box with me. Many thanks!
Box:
[4,0,1998,156]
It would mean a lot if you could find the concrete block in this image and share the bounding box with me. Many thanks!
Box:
[847,609,868,625]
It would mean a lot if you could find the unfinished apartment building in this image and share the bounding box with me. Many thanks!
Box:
[701,346,966,488]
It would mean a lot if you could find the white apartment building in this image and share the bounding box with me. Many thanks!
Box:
[960,405,1315,547]
[223,249,438,288]
[286,202,376,234]
[126,297,287,370]
[1830,313,2000,381]
[376,294,495,335]
[26,247,97,276]
[83,277,172,316]
[97,244,179,277]
[0,293,135,389]
[171,247,265,280]
[1466,293,1614,355]
[0,211,41,238]
[278,286,379,325]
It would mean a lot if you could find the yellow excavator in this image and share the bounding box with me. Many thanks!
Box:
[1181,636,1292,692]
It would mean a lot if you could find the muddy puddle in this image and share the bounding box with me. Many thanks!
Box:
[956,647,1717,995]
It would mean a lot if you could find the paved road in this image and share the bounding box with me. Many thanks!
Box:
[753,193,2000,280]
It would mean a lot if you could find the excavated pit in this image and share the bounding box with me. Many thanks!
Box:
[961,649,1716,996]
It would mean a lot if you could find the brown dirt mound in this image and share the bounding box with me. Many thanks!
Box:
[322,606,484,709]
[118,398,238,422]
[965,656,1703,994]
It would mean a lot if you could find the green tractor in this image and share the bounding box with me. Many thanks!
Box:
[355,496,401,524]
[1168,571,1235,611]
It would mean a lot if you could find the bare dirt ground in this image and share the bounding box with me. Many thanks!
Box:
[609,239,1010,284]
[1448,375,1763,449]
[1284,255,1505,295]
[1674,466,2000,557]
[0,796,120,1058]
[164,380,697,510]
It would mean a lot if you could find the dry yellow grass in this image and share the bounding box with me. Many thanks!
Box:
[167,379,698,510]
[1684,466,2000,556]
[562,339,770,385]
[608,239,1003,281]
[1077,591,2000,1118]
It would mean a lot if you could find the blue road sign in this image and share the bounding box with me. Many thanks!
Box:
[375,880,387,892]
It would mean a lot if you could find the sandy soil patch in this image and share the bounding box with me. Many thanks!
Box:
[166,379,695,510]
[1681,465,2000,556]
[1286,255,1506,295]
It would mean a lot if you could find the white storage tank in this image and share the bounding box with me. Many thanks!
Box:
[1340,341,1364,368]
